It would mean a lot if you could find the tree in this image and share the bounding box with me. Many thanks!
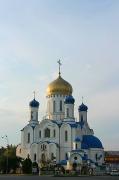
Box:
[0,145,21,173]
[22,158,32,174]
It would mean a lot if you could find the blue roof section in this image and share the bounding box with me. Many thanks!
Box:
[29,98,39,108]
[37,140,59,147]
[52,120,78,128]
[81,142,89,149]
[59,160,67,165]
[82,135,103,149]
[78,103,88,112]
[64,95,75,104]
[68,123,77,128]
[75,137,81,142]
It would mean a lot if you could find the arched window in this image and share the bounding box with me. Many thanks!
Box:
[95,153,98,161]
[60,100,62,111]
[81,115,83,121]
[53,129,56,137]
[44,128,50,138]
[65,130,68,142]
[19,149,21,154]
[27,133,30,143]
[41,153,45,161]
[34,153,36,161]
[51,153,54,160]
[76,143,78,149]
[53,100,56,112]
[65,153,68,160]
[67,108,69,117]
[39,130,41,138]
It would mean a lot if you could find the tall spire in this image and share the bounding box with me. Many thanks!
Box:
[57,59,62,76]
[82,96,84,103]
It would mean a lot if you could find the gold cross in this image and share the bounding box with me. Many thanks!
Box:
[57,59,62,76]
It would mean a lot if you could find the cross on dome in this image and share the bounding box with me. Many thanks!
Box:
[57,59,62,76]
[33,91,36,99]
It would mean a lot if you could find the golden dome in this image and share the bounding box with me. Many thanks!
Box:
[46,75,73,96]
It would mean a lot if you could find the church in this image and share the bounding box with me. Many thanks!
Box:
[16,61,104,169]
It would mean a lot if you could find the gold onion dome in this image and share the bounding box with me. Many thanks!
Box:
[46,75,73,96]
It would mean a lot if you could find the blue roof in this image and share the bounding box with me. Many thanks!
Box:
[64,95,75,104]
[75,137,81,142]
[67,122,77,128]
[29,99,39,108]
[82,135,103,149]
[81,142,89,149]
[78,103,88,112]
[59,160,67,165]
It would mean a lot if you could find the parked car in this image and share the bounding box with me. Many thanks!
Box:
[110,170,119,176]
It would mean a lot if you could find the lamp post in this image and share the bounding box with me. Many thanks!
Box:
[2,135,9,174]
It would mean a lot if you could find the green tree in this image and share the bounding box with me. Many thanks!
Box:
[22,158,32,174]
[0,145,21,173]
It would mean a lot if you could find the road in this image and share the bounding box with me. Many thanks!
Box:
[0,176,118,180]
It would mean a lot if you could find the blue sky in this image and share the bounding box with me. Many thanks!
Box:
[0,0,119,150]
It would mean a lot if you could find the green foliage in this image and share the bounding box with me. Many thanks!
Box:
[22,158,32,174]
[0,145,21,173]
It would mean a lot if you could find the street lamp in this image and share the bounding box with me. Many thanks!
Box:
[1,135,9,174]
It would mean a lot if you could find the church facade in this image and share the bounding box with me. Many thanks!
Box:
[16,64,104,168]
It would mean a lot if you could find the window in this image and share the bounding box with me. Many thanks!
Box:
[44,128,50,138]
[67,108,69,117]
[39,130,41,138]
[65,130,68,142]
[76,143,78,149]
[95,153,98,161]
[41,153,45,161]
[51,153,54,160]
[74,157,77,160]
[41,144,47,150]
[53,101,56,112]
[81,115,83,121]
[34,153,36,161]
[65,153,68,160]
[60,100,62,111]
[19,149,21,154]
[27,133,30,143]
[53,129,56,137]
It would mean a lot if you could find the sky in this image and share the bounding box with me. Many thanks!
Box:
[0,0,119,150]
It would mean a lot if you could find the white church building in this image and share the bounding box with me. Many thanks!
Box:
[16,62,104,168]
